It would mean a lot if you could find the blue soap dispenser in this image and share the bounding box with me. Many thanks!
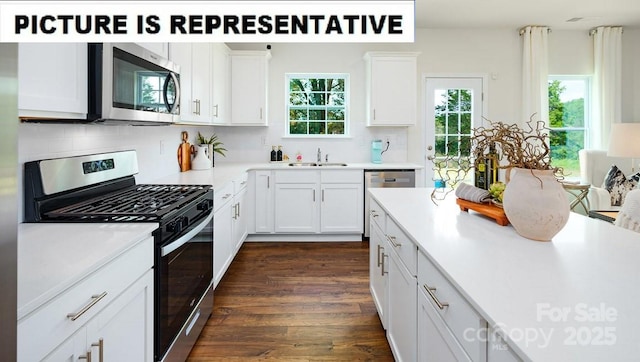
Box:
[371,139,383,164]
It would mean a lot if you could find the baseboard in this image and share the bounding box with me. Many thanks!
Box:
[245,233,364,242]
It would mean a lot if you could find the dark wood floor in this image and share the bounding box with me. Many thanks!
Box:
[187,241,394,361]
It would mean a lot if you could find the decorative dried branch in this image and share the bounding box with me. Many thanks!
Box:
[429,115,564,204]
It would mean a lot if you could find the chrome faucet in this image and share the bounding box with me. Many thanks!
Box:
[317,148,322,163]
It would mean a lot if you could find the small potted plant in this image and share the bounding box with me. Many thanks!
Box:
[196,132,227,167]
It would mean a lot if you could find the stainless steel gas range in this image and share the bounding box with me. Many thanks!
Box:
[24,150,213,362]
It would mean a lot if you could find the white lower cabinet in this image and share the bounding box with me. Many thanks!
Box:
[369,219,388,330]
[213,182,235,288]
[18,236,154,362]
[231,172,249,253]
[274,183,319,233]
[254,170,275,233]
[418,250,487,361]
[386,230,417,362]
[271,169,363,234]
[320,183,363,233]
[44,270,153,361]
[370,196,519,362]
[214,173,250,288]
[418,283,472,361]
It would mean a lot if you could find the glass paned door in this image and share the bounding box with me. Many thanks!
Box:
[424,78,483,187]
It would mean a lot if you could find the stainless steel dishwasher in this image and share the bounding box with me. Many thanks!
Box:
[364,169,416,237]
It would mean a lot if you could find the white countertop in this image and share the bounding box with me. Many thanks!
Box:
[18,223,158,320]
[152,162,423,189]
[369,188,640,361]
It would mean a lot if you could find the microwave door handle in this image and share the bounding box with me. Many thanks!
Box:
[161,211,213,257]
[164,72,180,114]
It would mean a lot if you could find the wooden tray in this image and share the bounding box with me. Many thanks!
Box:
[456,198,509,226]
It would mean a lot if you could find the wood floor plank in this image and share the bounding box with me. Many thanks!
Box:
[187,241,393,361]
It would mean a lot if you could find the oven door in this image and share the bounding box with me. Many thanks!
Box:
[156,210,213,361]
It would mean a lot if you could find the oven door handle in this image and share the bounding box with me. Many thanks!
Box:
[161,211,213,257]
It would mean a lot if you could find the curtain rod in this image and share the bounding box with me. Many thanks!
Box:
[519,26,552,36]
[589,26,624,36]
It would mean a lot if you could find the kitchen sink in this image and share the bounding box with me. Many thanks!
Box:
[288,162,318,166]
[287,162,348,167]
[317,163,348,167]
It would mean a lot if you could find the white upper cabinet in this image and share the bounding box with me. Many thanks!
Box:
[18,43,88,119]
[135,42,169,58]
[364,52,419,126]
[211,43,231,125]
[230,50,270,126]
[169,43,212,124]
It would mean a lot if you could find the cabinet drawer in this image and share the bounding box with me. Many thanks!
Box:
[320,169,362,183]
[385,218,416,276]
[418,251,487,361]
[214,181,234,212]
[369,198,386,231]
[233,172,249,193]
[18,236,153,362]
[275,170,318,183]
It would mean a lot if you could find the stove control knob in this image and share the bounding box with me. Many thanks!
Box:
[166,219,183,233]
[197,200,211,212]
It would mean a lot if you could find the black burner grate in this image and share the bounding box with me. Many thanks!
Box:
[45,184,209,222]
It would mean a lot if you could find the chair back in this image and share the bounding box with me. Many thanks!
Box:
[578,149,633,186]
[614,189,640,232]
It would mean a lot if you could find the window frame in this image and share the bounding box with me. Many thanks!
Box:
[284,73,350,138]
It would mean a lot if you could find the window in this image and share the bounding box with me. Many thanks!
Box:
[286,74,348,136]
[138,71,174,112]
[434,88,473,159]
[548,76,590,178]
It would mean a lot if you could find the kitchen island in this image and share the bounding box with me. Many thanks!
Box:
[369,187,640,361]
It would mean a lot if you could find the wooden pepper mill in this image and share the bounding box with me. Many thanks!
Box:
[177,131,193,172]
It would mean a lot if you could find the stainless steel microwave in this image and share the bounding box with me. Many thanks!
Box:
[88,43,180,125]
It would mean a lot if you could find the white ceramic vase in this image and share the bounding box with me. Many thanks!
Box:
[502,168,569,241]
[191,145,212,170]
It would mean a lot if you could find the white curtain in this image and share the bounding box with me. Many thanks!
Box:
[521,26,549,125]
[592,26,623,150]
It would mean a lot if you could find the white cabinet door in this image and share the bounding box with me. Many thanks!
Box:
[418,289,472,362]
[230,51,269,125]
[369,220,388,330]
[274,184,319,233]
[169,43,194,121]
[211,43,230,125]
[169,43,212,124]
[232,186,248,253]
[365,52,418,126]
[386,238,417,362]
[254,171,274,233]
[190,42,212,123]
[88,270,154,362]
[18,43,88,119]
[42,269,154,362]
[214,198,234,288]
[320,183,363,233]
[42,327,86,362]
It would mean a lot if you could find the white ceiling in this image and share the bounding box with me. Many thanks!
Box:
[416,0,640,30]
